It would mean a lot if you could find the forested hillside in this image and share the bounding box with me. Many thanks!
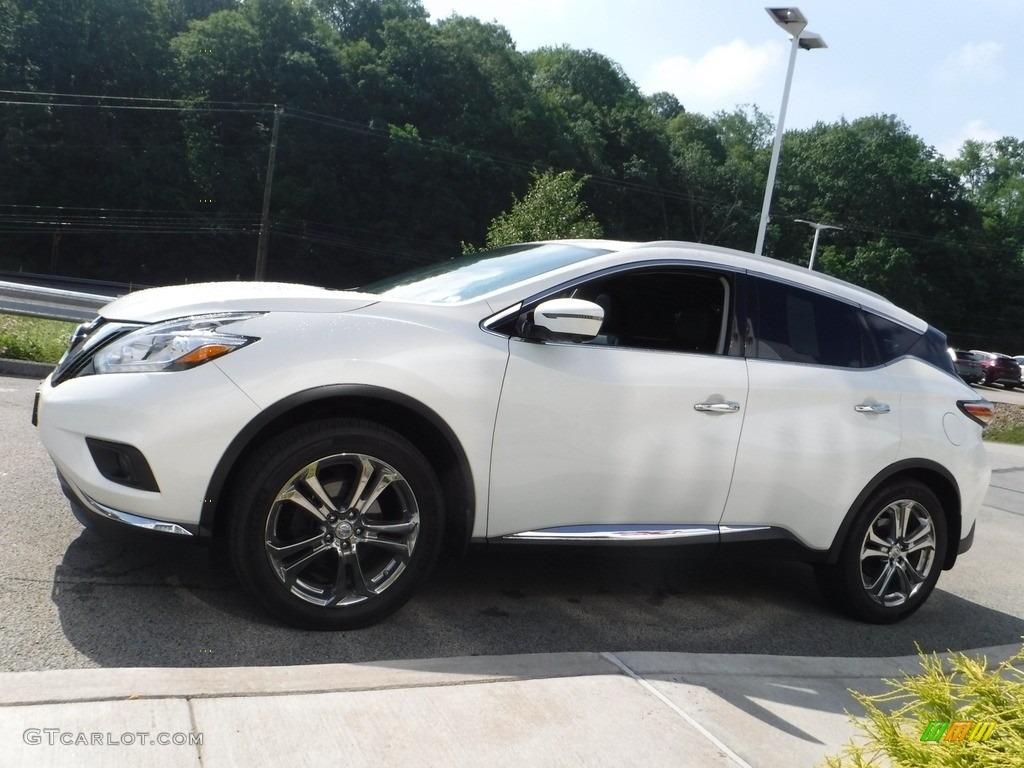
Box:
[1,0,1021,349]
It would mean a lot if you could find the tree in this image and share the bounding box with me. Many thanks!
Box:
[950,137,1024,255]
[663,107,770,248]
[770,116,989,334]
[526,46,672,239]
[471,170,602,250]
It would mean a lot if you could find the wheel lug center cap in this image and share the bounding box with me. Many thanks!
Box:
[334,521,354,539]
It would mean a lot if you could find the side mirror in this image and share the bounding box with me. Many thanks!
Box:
[526,298,604,342]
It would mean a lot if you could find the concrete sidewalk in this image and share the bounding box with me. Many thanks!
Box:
[3,645,1022,768]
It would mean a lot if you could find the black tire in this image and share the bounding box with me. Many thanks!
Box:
[815,481,947,624]
[228,418,444,630]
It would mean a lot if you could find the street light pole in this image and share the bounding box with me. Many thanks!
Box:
[795,219,842,270]
[754,8,826,257]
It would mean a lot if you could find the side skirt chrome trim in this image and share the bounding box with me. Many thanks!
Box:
[499,523,800,545]
[501,524,719,543]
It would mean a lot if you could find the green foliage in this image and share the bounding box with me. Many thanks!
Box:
[664,107,768,247]
[984,404,1024,445]
[0,0,1021,354]
[478,170,602,250]
[0,313,74,364]
[822,645,1024,768]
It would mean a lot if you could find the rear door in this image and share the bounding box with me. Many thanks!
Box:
[720,277,903,550]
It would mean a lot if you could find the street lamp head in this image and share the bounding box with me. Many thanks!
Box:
[798,32,827,50]
[766,7,808,37]
[795,219,843,232]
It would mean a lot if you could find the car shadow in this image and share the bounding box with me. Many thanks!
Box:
[51,531,1024,670]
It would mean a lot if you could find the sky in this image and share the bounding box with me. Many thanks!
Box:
[419,0,1022,157]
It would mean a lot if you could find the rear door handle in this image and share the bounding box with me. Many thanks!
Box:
[694,401,741,414]
[854,403,891,414]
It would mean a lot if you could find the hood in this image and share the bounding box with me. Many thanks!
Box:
[99,281,378,323]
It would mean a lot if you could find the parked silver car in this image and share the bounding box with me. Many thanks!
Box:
[948,348,984,385]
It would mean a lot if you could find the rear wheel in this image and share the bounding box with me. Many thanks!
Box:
[228,418,444,630]
[816,481,946,623]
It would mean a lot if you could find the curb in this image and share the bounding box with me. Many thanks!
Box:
[2,645,1020,708]
[0,653,617,706]
[0,357,53,380]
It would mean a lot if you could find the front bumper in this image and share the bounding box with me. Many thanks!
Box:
[36,362,261,531]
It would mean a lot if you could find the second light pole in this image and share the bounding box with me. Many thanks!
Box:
[753,7,826,256]
[795,219,842,271]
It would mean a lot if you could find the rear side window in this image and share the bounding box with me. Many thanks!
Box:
[751,280,867,367]
[861,312,920,364]
[862,313,953,373]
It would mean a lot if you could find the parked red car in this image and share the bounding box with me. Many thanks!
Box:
[970,350,1022,389]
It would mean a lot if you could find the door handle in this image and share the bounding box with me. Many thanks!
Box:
[854,403,891,414]
[694,401,741,413]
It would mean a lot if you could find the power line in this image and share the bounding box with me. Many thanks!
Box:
[1,91,1019,258]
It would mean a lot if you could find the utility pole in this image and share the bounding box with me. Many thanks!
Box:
[255,106,283,281]
[50,230,62,274]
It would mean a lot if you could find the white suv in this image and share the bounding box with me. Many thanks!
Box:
[34,241,993,629]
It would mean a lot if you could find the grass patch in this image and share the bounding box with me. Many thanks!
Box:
[0,313,76,365]
[984,402,1024,445]
[822,644,1024,767]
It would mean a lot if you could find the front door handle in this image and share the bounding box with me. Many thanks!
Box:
[694,401,741,414]
[854,403,891,414]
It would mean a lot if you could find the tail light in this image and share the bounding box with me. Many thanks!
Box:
[958,400,995,427]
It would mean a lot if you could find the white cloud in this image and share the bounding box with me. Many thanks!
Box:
[936,119,1003,158]
[642,39,783,110]
[937,41,1005,84]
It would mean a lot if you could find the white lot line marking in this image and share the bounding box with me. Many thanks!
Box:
[601,651,754,768]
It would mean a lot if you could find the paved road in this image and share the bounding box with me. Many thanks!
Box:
[974,380,1024,406]
[2,373,1023,674]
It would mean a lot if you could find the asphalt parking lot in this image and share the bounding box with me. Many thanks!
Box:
[2,372,1023,674]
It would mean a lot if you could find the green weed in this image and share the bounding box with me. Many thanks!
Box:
[0,313,75,365]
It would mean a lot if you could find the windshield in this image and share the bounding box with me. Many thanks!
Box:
[360,243,612,303]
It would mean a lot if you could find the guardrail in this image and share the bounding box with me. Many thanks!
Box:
[0,269,143,297]
[0,280,112,322]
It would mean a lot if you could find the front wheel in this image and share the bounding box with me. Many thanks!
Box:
[228,419,444,630]
[816,481,947,623]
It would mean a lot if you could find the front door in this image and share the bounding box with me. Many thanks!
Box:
[486,267,749,540]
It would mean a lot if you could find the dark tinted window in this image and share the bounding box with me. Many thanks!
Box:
[861,312,920,365]
[508,268,732,354]
[576,271,729,353]
[752,280,866,367]
[908,326,955,373]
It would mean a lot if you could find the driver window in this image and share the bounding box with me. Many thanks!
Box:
[568,270,731,354]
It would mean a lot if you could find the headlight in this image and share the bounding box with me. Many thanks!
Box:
[92,313,261,374]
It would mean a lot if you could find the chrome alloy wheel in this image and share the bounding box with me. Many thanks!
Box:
[264,453,420,608]
[858,498,937,608]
